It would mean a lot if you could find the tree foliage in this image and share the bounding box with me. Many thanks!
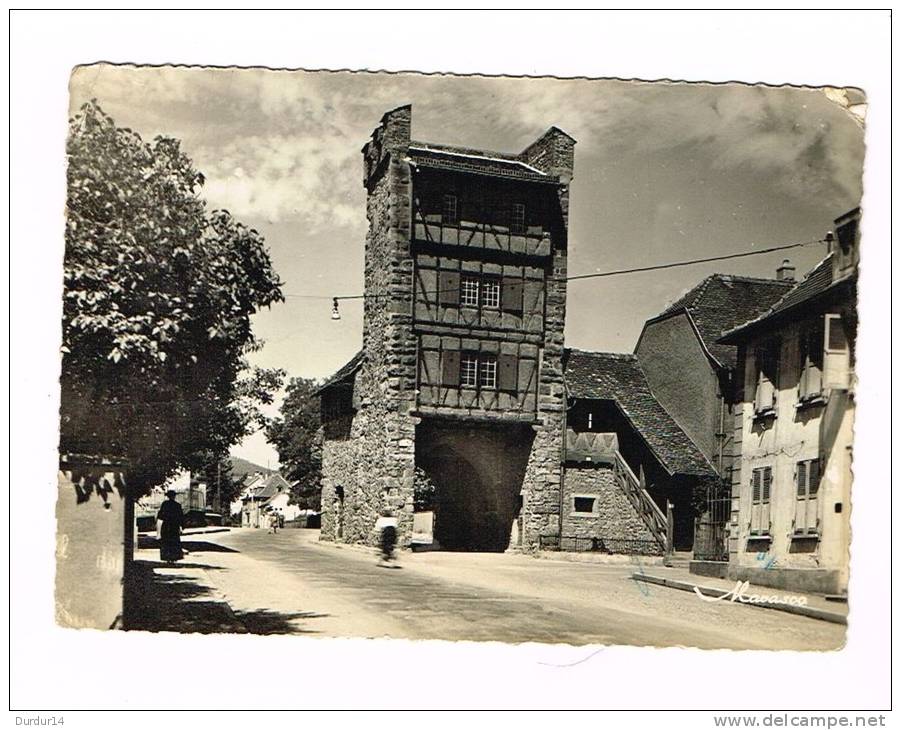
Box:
[61,100,284,495]
[265,377,322,510]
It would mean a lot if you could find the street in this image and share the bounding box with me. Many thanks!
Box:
[130,528,845,650]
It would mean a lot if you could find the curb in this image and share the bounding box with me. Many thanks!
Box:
[632,573,847,625]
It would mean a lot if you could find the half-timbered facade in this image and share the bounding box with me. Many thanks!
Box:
[318,105,575,551]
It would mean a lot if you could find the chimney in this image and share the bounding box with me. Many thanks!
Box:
[776,259,795,282]
[519,126,576,184]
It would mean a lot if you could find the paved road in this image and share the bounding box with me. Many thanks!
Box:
[175,529,845,650]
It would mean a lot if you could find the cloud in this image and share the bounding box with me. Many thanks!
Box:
[69,67,864,229]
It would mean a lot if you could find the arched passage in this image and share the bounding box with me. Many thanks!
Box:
[416,419,533,552]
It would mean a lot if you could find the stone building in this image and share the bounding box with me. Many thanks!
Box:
[562,349,717,554]
[318,105,575,551]
[718,209,859,593]
[633,270,797,561]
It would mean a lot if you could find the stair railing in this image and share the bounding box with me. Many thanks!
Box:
[612,452,668,551]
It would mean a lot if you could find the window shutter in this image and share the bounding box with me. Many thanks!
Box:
[752,470,761,503]
[762,467,772,502]
[797,461,808,497]
[438,271,460,306]
[441,350,460,386]
[498,353,518,392]
[501,277,523,314]
[826,315,848,352]
[809,458,821,495]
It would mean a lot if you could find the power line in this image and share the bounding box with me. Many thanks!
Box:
[280,237,827,302]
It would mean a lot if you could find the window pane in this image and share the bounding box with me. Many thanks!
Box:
[442,194,458,224]
[481,279,500,308]
[479,356,497,388]
[573,496,595,514]
[511,203,526,233]
[460,277,480,307]
[460,354,478,387]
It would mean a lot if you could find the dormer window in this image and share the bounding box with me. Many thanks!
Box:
[442,194,458,225]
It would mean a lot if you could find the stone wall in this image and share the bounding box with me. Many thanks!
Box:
[321,107,572,551]
[321,107,418,547]
[55,459,132,630]
[561,464,662,555]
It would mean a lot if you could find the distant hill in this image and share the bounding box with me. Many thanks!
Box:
[229,456,277,479]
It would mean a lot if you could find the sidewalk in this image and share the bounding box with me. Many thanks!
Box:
[632,566,848,624]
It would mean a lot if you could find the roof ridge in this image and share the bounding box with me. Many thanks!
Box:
[708,273,795,286]
[409,140,521,162]
[567,348,636,360]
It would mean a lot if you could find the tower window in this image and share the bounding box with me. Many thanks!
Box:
[460,277,480,307]
[480,278,500,308]
[460,353,479,387]
[511,203,526,234]
[442,194,458,224]
[479,356,498,389]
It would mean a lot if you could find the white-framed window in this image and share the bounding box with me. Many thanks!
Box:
[511,203,526,234]
[442,194,458,224]
[794,458,821,535]
[798,319,825,401]
[460,353,479,388]
[480,278,500,308]
[460,277,480,307]
[479,355,497,389]
[572,496,597,515]
[750,466,772,535]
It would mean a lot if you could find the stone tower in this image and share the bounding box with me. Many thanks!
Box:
[319,105,575,551]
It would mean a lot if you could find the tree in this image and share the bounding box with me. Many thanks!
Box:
[61,100,284,496]
[265,377,322,510]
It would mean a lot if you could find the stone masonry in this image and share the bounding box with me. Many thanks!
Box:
[319,105,575,551]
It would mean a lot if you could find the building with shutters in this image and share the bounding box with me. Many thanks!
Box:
[717,209,859,594]
[317,104,575,551]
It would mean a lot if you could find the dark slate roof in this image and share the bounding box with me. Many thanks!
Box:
[656,274,794,369]
[720,254,855,343]
[407,143,556,184]
[563,349,715,477]
[316,350,364,395]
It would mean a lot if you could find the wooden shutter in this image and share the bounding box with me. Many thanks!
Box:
[809,458,821,495]
[762,467,772,533]
[824,314,850,389]
[441,350,460,386]
[498,353,518,392]
[501,277,523,314]
[797,461,808,497]
[751,469,762,533]
[438,271,460,306]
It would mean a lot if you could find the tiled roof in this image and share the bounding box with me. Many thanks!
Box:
[563,349,715,477]
[316,350,364,394]
[245,473,290,501]
[720,254,855,343]
[656,274,794,369]
[407,143,556,184]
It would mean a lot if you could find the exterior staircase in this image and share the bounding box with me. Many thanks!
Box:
[611,451,670,554]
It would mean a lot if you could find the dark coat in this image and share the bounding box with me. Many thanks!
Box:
[157,499,185,562]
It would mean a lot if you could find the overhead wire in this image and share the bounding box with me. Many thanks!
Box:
[279,236,828,303]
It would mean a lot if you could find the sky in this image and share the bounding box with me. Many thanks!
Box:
[68,66,866,468]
